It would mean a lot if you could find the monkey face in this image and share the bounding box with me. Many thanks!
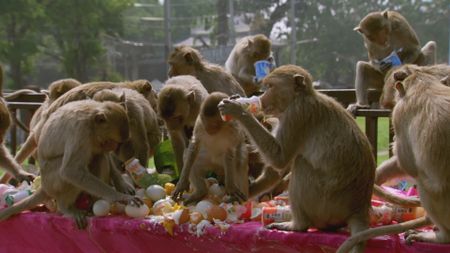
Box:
[365,28,389,47]
[93,103,130,151]
[260,78,294,117]
[164,115,185,130]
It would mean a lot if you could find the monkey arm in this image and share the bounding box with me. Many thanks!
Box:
[237,66,256,84]
[168,129,187,172]
[0,145,25,177]
[59,150,129,202]
[375,156,408,185]
[223,147,246,202]
[172,139,199,199]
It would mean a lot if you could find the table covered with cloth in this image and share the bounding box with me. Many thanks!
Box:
[0,212,447,253]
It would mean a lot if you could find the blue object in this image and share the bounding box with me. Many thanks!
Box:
[381,51,402,67]
[254,60,273,82]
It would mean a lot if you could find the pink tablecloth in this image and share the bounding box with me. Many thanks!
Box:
[0,212,447,253]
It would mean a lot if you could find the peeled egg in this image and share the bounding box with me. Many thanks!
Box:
[195,200,213,218]
[207,205,227,221]
[146,185,166,202]
[190,211,204,225]
[208,183,225,198]
[172,208,190,225]
[152,198,174,215]
[125,204,150,218]
[92,199,110,216]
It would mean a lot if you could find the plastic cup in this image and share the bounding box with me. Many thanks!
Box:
[254,60,273,82]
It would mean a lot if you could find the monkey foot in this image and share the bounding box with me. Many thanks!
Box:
[266,221,295,231]
[115,180,135,195]
[405,230,437,244]
[346,103,370,116]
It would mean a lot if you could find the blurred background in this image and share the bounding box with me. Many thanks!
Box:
[0,0,449,91]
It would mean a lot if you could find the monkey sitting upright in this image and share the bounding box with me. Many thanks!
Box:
[219,65,375,253]
[0,100,142,229]
[347,10,436,114]
[172,92,249,205]
[0,65,35,183]
[225,34,273,96]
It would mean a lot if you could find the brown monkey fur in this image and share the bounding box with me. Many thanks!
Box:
[348,10,436,113]
[93,88,161,166]
[0,65,35,183]
[225,34,272,96]
[0,100,142,229]
[157,75,209,172]
[172,92,249,205]
[218,65,375,253]
[168,45,245,96]
[380,64,450,109]
[13,79,155,166]
[338,67,450,252]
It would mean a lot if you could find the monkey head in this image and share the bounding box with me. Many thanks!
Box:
[355,10,391,47]
[126,79,154,100]
[247,34,272,61]
[92,89,124,103]
[200,92,228,135]
[158,86,193,131]
[48,79,82,101]
[92,101,130,152]
[168,46,202,77]
[260,65,313,117]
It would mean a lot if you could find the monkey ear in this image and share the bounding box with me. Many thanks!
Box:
[441,76,449,86]
[186,91,196,104]
[353,26,363,33]
[381,9,389,19]
[95,112,107,124]
[393,70,408,81]
[247,38,254,48]
[293,74,306,91]
[394,81,406,98]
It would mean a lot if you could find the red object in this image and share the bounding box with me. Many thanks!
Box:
[75,193,93,211]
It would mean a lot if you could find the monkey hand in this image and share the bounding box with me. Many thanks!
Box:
[225,184,247,203]
[380,61,393,72]
[346,103,370,116]
[218,99,247,120]
[172,180,189,201]
[14,170,35,184]
[116,194,143,207]
[115,179,135,196]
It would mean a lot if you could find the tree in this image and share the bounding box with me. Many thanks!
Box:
[43,0,132,82]
[0,0,45,88]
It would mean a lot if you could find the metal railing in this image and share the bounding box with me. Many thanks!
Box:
[3,89,392,162]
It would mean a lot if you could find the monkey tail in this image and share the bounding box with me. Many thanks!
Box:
[336,216,431,253]
[373,184,421,207]
[0,189,48,221]
[4,89,39,100]
[15,132,38,164]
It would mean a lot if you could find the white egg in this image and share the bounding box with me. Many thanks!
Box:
[125,204,150,218]
[92,199,110,216]
[195,200,213,218]
[208,183,225,197]
[145,185,166,202]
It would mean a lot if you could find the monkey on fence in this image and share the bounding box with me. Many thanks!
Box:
[158,75,209,172]
[347,10,436,114]
[172,92,249,205]
[168,45,245,96]
[0,65,35,183]
[219,65,375,253]
[225,34,273,96]
[337,65,450,252]
[0,100,142,229]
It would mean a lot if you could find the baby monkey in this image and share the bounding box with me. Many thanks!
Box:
[172,92,249,205]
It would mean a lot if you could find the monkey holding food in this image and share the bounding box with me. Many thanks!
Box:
[172,92,249,205]
[0,100,142,229]
[219,65,375,253]
[347,10,436,114]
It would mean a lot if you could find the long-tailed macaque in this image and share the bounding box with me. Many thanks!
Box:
[157,75,208,172]
[93,88,161,166]
[337,67,450,252]
[347,10,436,114]
[168,45,245,96]
[172,92,248,204]
[380,64,450,109]
[0,100,142,229]
[225,34,272,96]
[0,65,35,183]
[219,65,375,253]
[14,79,155,166]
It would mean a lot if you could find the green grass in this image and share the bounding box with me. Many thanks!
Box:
[356,117,391,165]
